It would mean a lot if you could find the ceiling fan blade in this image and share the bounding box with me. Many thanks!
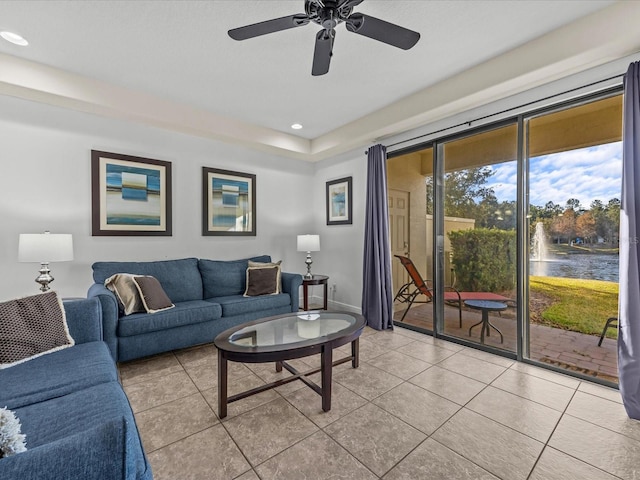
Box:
[345,13,420,50]
[338,0,364,9]
[228,14,310,41]
[312,29,334,76]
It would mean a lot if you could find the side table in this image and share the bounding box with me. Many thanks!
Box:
[465,299,507,344]
[302,274,329,311]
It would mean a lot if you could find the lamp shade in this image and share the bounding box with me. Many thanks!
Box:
[19,233,74,263]
[297,234,320,252]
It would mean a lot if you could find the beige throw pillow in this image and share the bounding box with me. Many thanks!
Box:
[133,276,175,313]
[105,273,145,315]
[0,291,74,369]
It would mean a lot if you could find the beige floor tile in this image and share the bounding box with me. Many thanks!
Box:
[201,372,281,419]
[223,397,318,466]
[409,365,486,405]
[324,403,426,477]
[366,330,416,349]
[566,391,640,442]
[549,415,640,479]
[249,358,317,395]
[366,350,431,380]
[577,381,621,403]
[429,337,466,352]
[373,382,460,435]
[529,447,618,480]
[147,425,250,480]
[234,470,260,480]
[334,362,403,400]
[459,347,515,368]
[491,368,575,411]
[135,392,217,452]
[383,438,499,480]
[466,386,561,442]
[256,430,376,480]
[432,408,543,480]
[174,343,217,367]
[285,381,368,428]
[438,352,507,384]
[118,353,183,387]
[509,362,581,389]
[401,340,457,364]
[337,337,390,362]
[124,370,198,413]
[392,326,433,342]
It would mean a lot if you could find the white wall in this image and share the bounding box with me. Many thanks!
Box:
[0,96,314,299]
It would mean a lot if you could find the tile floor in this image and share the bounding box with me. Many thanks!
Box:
[119,326,640,480]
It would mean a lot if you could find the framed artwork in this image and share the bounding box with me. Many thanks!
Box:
[202,167,256,236]
[91,150,172,236]
[326,176,352,225]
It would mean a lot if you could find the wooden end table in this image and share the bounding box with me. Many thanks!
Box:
[302,274,329,311]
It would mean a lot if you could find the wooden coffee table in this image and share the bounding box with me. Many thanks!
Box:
[214,311,366,418]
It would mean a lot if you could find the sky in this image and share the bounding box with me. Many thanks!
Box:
[487,141,622,209]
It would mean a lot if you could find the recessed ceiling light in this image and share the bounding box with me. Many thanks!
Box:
[0,31,29,46]
[291,123,303,130]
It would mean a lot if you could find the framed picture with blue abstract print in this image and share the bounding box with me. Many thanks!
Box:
[202,167,256,236]
[326,176,352,225]
[91,150,172,236]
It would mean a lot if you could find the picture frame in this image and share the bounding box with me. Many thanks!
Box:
[202,167,256,236]
[91,150,172,236]
[326,176,352,225]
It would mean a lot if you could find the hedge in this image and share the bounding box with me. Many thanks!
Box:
[448,228,516,291]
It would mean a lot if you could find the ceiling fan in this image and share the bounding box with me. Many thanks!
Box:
[228,0,420,76]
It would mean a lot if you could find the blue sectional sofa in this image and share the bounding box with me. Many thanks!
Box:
[0,298,151,480]
[88,256,303,362]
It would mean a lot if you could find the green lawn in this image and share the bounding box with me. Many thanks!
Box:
[529,276,618,337]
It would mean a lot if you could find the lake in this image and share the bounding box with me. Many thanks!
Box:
[530,253,619,282]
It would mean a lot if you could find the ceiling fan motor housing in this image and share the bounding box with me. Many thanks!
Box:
[306,0,353,30]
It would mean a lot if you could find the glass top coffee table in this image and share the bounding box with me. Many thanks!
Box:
[214,311,366,418]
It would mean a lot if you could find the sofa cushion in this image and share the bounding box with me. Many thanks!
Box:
[0,291,75,369]
[133,276,175,313]
[14,382,149,480]
[0,342,117,410]
[117,300,222,337]
[207,293,291,317]
[93,258,203,303]
[199,255,271,298]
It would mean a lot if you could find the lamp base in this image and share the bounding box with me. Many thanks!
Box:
[35,263,54,292]
[304,252,313,279]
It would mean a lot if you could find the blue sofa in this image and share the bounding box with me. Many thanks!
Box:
[0,298,151,480]
[88,256,303,362]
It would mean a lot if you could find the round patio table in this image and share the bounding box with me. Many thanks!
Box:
[465,300,508,344]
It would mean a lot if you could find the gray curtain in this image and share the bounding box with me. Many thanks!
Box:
[362,144,393,330]
[619,61,640,419]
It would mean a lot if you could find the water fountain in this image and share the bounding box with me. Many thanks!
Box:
[531,222,549,261]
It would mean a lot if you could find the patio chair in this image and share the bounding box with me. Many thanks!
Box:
[393,255,516,327]
[597,317,617,346]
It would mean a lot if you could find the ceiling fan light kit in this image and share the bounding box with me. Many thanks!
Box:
[228,0,420,76]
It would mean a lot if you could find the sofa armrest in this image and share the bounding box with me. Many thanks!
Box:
[88,284,120,361]
[281,272,303,312]
[62,298,103,344]
[0,418,135,480]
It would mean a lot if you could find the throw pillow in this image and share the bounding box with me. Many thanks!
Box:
[105,273,145,315]
[244,261,282,297]
[247,260,282,294]
[133,276,175,313]
[0,407,27,458]
[0,291,75,369]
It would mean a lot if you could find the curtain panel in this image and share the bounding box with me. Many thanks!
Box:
[619,60,640,419]
[362,144,394,330]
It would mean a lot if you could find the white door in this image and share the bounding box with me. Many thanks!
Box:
[389,189,410,301]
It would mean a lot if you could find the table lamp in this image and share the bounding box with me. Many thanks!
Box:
[19,231,74,292]
[297,234,320,279]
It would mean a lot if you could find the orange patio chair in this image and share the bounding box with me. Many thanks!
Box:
[393,255,515,327]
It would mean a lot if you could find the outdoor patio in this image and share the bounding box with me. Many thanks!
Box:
[394,303,618,384]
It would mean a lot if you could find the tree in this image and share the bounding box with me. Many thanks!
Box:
[565,198,582,212]
[550,209,576,243]
[576,211,597,243]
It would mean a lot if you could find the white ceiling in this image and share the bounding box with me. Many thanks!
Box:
[0,0,638,161]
